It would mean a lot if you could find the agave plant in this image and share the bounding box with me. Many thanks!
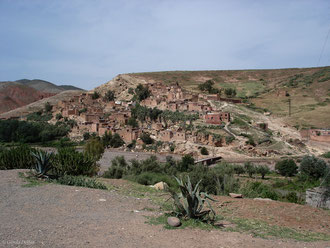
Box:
[31,150,53,178]
[169,176,217,222]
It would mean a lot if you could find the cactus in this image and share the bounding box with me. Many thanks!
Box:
[31,149,53,178]
[169,176,217,222]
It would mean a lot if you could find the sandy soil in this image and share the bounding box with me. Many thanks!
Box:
[1,170,330,248]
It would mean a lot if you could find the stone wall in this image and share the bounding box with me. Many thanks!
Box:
[305,187,330,209]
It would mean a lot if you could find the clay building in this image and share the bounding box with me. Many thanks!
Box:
[204,112,230,124]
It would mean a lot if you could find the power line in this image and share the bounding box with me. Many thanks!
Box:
[317,27,330,66]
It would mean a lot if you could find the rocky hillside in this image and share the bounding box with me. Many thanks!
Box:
[128,67,330,128]
[0,79,84,114]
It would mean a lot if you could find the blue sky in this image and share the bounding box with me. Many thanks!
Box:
[0,0,329,90]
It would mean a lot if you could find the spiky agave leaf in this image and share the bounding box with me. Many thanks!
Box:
[31,150,53,177]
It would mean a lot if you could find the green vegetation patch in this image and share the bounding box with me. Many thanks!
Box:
[226,217,330,242]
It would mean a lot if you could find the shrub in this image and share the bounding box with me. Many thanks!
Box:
[284,192,300,204]
[44,102,52,112]
[224,88,237,98]
[103,166,125,179]
[321,152,330,158]
[140,132,153,144]
[177,154,194,172]
[275,159,298,177]
[127,172,177,188]
[257,165,270,179]
[56,175,107,189]
[200,147,209,155]
[299,155,327,180]
[56,113,63,120]
[53,147,99,177]
[233,165,245,176]
[103,90,115,101]
[239,181,279,200]
[0,145,35,170]
[109,133,124,148]
[244,162,257,178]
[84,138,104,160]
[127,117,138,128]
[92,91,100,99]
[134,84,151,101]
[83,132,91,141]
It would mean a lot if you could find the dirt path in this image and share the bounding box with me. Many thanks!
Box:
[0,170,329,248]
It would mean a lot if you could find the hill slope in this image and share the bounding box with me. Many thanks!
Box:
[0,79,84,114]
[129,66,330,128]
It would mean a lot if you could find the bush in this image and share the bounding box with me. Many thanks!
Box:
[84,138,104,160]
[104,90,115,101]
[200,147,209,155]
[103,166,125,179]
[177,154,194,172]
[92,91,100,99]
[109,133,124,148]
[299,155,327,180]
[127,117,138,128]
[53,147,99,177]
[0,145,35,170]
[44,102,52,112]
[233,165,245,176]
[127,172,177,188]
[140,132,153,145]
[224,88,237,98]
[322,152,330,158]
[284,192,300,204]
[239,181,279,200]
[275,159,298,177]
[56,175,107,189]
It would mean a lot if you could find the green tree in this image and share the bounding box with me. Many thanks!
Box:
[300,155,327,180]
[84,138,105,160]
[257,165,270,179]
[127,117,138,128]
[275,159,298,177]
[44,102,52,112]
[244,162,256,178]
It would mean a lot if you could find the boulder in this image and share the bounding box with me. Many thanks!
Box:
[229,193,243,198]
[167,217,181,227]
[154,181,168,191]
[253,197,273,201]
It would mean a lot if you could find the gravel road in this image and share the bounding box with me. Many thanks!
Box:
[0,170,329,248]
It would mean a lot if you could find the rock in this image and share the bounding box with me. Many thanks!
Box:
[229,193,243,198]
[253,197,273,201]
[167,217,181,227]
[153,181,168,191]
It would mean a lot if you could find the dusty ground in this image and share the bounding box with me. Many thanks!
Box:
[1,170,330,248]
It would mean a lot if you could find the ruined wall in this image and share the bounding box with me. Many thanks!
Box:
[306,187,330,209]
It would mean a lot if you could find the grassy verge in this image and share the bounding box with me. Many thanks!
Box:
[226,217,330,242]
[147,213,330,242]
[18,172,48,188]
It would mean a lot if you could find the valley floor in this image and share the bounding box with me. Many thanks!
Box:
[1,170,330,248]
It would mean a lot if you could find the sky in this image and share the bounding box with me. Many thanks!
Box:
[0,0,329,90]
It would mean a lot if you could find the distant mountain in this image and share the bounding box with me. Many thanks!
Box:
[0,79,84,114]
[15,79,84,93]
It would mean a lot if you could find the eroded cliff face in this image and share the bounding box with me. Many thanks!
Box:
[93,74,149,101]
